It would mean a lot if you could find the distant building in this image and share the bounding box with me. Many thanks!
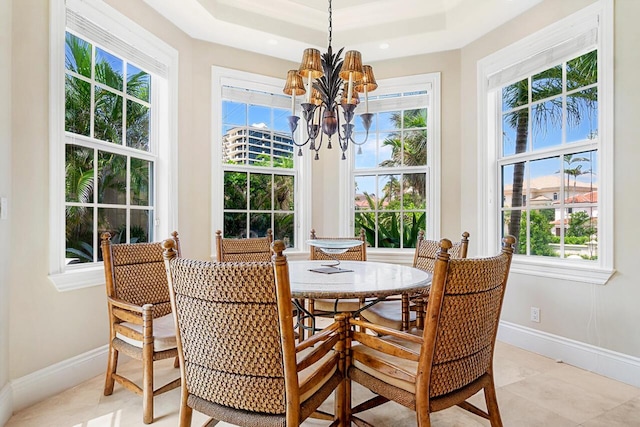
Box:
[503,175,598,236]
[222,123,294,164]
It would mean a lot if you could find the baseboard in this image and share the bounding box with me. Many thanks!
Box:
[11,345,109,412]
[0,382,12,426]
[498,321,640,388]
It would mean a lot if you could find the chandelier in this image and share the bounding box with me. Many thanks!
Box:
[283,0,378,160]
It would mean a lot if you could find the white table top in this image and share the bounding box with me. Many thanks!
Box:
[288,260,431,299]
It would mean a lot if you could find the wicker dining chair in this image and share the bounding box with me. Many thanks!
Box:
[360,231,470,330]
[346,236,515,427]
[101,231,182,424]
[303,228,367,340]
[215,229,273,262]
[163,239,347,427]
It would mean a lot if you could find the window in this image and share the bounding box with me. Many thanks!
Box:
[212,68,302,249]
[351,74,440,251]
[49,0,178,290]
[478,0,613,284]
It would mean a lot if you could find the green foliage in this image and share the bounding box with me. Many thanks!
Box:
[519,210,556,256]
[567,211,596,238]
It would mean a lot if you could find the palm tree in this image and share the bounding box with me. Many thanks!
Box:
[503,50,597,252]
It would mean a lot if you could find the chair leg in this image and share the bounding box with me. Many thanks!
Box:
[178,401,193,427]
[104,344,118,396]
[142,308,154,424]
[484,380,504,427]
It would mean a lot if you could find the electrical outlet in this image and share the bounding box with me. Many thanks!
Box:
[530,306,540,323]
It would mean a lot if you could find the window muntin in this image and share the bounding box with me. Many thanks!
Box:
[353,96,429,249]
[221,90,296,246]
[64,31,156,264]
[499,50,599,261]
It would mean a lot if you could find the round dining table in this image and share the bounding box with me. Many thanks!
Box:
[287,260,431,338]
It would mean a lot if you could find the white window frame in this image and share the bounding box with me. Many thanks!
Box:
[211,67,311,258]
[48,0,179,291]
[342,73,441,264]
[477,0,614,284]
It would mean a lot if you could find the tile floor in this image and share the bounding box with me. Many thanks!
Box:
[5,341,640,426]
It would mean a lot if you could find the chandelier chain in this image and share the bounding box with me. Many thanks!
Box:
[328,0,333,47]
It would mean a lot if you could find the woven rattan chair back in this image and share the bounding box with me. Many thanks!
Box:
[309,228,367,261]
[423,238,512,399]
[164,239,347,427]
[101,231,182,424]
[215,229,273,262]
[413,230,469,272]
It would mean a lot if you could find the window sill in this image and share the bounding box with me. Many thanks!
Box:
[48,265,105,292]
[510,256,615,285]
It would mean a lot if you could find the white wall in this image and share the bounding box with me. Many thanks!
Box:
[1,0,13,423]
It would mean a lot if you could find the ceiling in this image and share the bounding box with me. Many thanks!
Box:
[142,0,542,63]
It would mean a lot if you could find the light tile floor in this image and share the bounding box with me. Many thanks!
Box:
[6,341,640,426]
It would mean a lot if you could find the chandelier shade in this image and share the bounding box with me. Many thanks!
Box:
[283,0,377,160]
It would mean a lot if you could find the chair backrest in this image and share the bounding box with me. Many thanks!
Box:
[101,231,181,318]
[419,236,515,399]
[412,230,469,273]
[215,229,273,262]
[164,240,296,416]
[309,228,367,261]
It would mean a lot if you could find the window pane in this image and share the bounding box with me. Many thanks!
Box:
[562,151,597,200]
[403,130,427,166]
[378,132,394,166]
[567,51,597,91]
[224,212,247,238]
[354,176,375,210]
[98,151,126,204]
[94,87,123,144]
[532,96,562,151]
[65,206,94,264]
[66,145,94,203]
[65,76,91,136]
[274,175,294,210]
[95,48,123,91]
[249,213,271,237]
[250,173,272,210]
[98,208,126,242]
[126,99,150,151]
[502,108,528,156]
[127,63,150,102]
[223,101,246,126]
[273,107,289,133]
[355,212,375,240]
[130,158,152,206]
[65,33,92,78]
[377,212,400,248]
[248,104,271,128]
[532,65,562,102]
[224,172,247,209]
[403,173,426,209]
[402,211,426,248]
[502,78,528,111]
[403,109,427,129]
[529,156,560,206]
[379,174,401,208]
[526,209,556,257]
[275,213,294,248]
[567,88,598,143]
[130,209,152,243]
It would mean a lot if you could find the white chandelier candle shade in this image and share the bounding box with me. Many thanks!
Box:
[282,0,378,160]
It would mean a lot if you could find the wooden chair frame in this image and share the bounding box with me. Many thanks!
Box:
[163,239,348,426]
[101,231,182,424]
[346,236,515,427]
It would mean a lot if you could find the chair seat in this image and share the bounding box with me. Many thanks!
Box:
[298,347,338,402]
[351,330,422,394]
[116,313,177,351]
[313,298,363,313]
[360,300,417,330]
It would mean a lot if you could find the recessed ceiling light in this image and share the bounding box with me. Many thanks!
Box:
[379,43,389,50]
